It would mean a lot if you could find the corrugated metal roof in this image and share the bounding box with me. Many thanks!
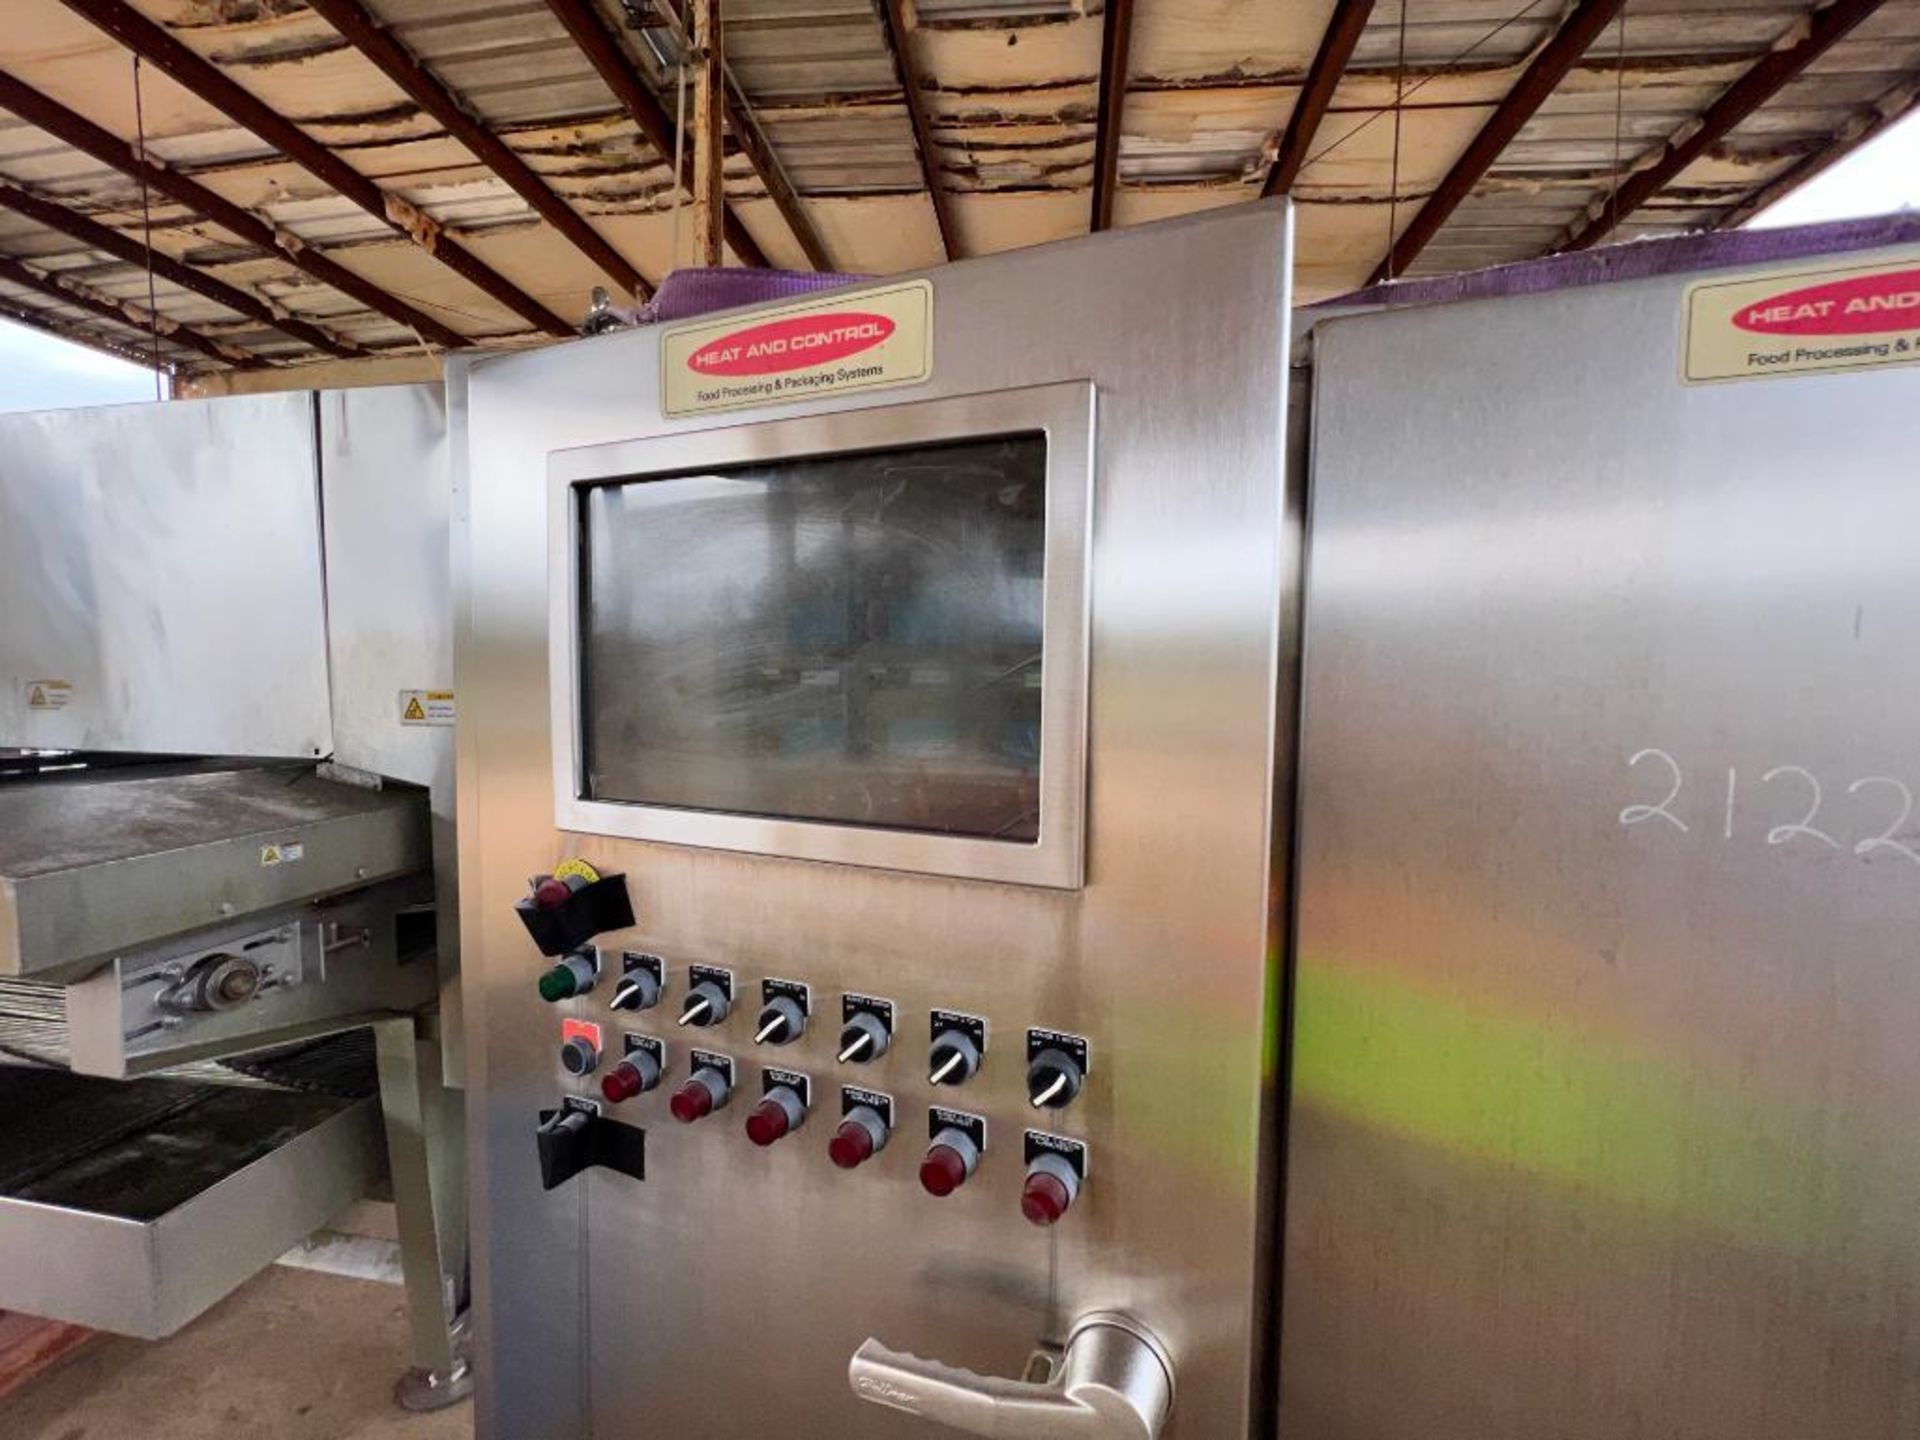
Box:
[0,0,1911,375]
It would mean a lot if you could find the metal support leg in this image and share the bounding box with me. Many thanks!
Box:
[374,1011,473,1411]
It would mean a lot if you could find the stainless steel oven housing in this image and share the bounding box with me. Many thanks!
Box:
[1286,242,1920,1440]
[547,383,1093,889]
[0,384,469,1404]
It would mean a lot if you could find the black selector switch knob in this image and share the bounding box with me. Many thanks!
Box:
[1026,1048,1084,1110]
[610,969,661,1012]
[929,1030,983,1087]
[837,1011,891,1064]
[678,980,730,1029]
[755,995,807,1046]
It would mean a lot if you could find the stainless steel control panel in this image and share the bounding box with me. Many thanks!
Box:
[457,203,1297,1439]
[544,942,1094,1224]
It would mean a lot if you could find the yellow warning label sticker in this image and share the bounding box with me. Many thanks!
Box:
[26,679,73,711]
[261,840,306,868]
[399,689,456,726]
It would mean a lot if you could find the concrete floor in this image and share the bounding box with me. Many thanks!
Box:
[1,1266,472,1440]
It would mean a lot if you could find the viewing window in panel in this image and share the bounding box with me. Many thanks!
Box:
[577,432,1047,842]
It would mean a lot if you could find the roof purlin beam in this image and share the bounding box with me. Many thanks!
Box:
[1371,0,1626,283]
[0,180,351,357]
[1563,0,1892,251]
[1721,71,1920,227]
[542,0,809,269]
[876,0,957,260]
[0,71,465,350]
[304,0,651,299]
[57,0,572,337]
[1090,0,1134,231]
[0,251,261,369]
[724,80,832,270]
[1264,0,1375,197]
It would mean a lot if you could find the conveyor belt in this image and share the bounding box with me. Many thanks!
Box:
[218,1027,379,1100]
[0,1028,378,1217]
[0,1068,212,1194]
[0,1065,361,1222]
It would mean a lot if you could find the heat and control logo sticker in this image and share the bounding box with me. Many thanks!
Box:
[687,312,895,376]
[1683,253,1920,383]
[661,280,932,416]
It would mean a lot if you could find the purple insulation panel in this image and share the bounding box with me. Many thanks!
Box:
[639,267,868,325]
[1318,211,1920,312]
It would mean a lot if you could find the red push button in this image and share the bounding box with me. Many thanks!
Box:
[920,1143,970,1197]
[602,1062,645,1104]
[1020,1170,1072,1226]
[670,1078,715,1123]
[745,1084,806,1147]
[746,1097,792,1146]
[829,1120,876,1170]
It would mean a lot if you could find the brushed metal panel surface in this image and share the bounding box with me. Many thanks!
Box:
[320,383,454,794]
[318,382,464,1084]
[456,202,1297,1439]
[0,766,431,978]
[0,394,333,758]
[1287,264,1920,1439]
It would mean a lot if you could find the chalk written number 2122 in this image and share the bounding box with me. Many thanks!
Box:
[1619,749,1920,866]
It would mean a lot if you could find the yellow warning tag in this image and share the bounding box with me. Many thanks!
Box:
[261,845,282,866]
[26,679,73,711]
[399,689,456,726]
[554,858,602,886]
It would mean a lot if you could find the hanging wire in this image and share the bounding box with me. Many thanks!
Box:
[1384,0,1411,280]
[1606,2,1629,234]
[669,58,689,274]
[1302,0,1556,175]
[131,55,162,399]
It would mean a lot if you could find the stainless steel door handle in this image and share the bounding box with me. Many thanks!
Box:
[848,1313,1174,1439]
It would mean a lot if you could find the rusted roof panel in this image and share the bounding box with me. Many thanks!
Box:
[0,0,1913,372]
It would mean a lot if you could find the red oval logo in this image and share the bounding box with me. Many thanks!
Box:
[687,312,896,377]
[1733,268,1920,337]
